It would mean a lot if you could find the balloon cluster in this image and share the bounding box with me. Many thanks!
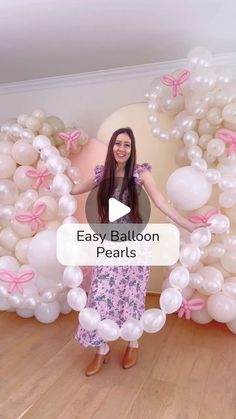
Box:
[0,109,89,323]
[146,46,236,333]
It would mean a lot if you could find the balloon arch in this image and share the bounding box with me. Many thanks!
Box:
[0,47,236,340]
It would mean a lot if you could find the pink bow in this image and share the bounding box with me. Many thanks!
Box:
[217,128,236,157]
[178,297,205,320]
[161,70,190,97]
[59,130,81,151]
[0,270,35,294]
[188,208,220,224]
[26,168,51,191]
[15,202,47,230]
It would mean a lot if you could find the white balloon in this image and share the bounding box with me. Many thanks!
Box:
[16,308,34,318]
[32,135,51,152]
[79,307,101,331]
[207,292,236,323]
[187,47,212,69]
[34,301,60,323]
[27,230,64,278]
[166,167,212,210]
[169,266,190,289]
[160,288,182,313]
[208,214,230,234]
[97,319,120,341]
[63,266,83,288]
[46,155,67,175]
[222,282,236,298]
[190,227,212,248]
[58,194,77,217]
[180,244,201,267]
[120,318,143,341]
[52,174,72,196]
[140,309,166,333]
[67,287,87,311]
[189,272,204,289]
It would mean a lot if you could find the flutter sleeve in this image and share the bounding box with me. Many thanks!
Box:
[134,162,152,184]
[94,165,104,186]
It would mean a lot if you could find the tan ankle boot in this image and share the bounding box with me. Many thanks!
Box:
[122,347,138,369]
[85,350,111,376]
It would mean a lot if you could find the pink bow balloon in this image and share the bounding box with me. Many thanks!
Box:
[161,70,190,97]
[188,208,220,224]
[178,297,205,320]
[217,128,236,157]
[0,270,35,294]
[59,130,81,151]
[15,202,47,230]
[26,168,51,191]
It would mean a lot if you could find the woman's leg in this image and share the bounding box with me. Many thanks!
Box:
[97,342,110,355]
[128,340,139,348]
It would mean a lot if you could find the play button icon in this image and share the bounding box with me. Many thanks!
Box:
[85,177,151,240]
[108,198,130,222]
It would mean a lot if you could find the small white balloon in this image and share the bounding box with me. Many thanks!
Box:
[140,309,166,333]
[79,307,101,331]
[67,287,87,311]
[97,319,120,341]
[169,266,190,289]
[159,288,182,313]
[63,266,83,288]
[120,318,143,341]
[190,227,212,248]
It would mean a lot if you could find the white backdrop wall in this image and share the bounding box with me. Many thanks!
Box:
[0,72,154,137]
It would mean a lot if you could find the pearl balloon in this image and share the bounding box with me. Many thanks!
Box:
[34,302,60,323]
[207,292,236,323]
[166,167,212,210]
[79,307,101,331]
[160,288,182,313]
[187,47,212,69]
[25,116,41,132]
[190,227,211,248]
[97,319,120,341]
[63,266,83,288]
[12,140,38,165]
[0,154,16,178]
[27,230,64,278]
[140,309,166,333]
[67,287,87,311]
[0,180,19,205]
[120,318,143,341]
[169,266,190,289]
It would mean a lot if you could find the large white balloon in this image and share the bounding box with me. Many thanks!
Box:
[207,292,236,323]
[166,167,212,210]
[27,230,64,278]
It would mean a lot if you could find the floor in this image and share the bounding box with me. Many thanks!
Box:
[0,294,236,419]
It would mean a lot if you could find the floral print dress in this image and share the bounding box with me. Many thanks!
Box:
[75,163,151,347]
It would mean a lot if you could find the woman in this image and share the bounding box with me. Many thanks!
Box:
[71,127,205,376]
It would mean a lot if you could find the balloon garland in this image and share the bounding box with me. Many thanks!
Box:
[146,46,236,333]
[0,109,89,323]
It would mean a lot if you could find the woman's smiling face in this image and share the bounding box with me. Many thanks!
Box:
[113,133,131,164]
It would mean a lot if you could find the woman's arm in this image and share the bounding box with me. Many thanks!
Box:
[141,170,206,233]
[71,177,96,195]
